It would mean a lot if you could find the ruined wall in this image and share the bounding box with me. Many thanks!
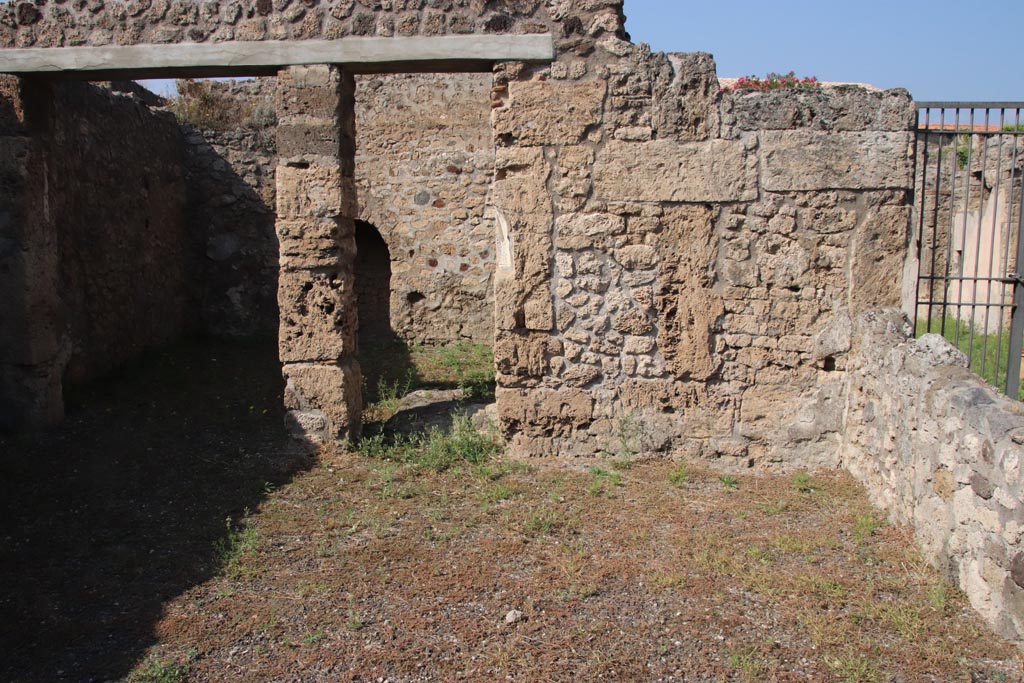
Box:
[0,76,60,429]
[181,73,496,346]
[0,77,193,427]
[355,72,495,345]
[51,81,193,383]
[843,309,1024,643]
[0,0,569,47]
[179,78,278,337]
[489,38,916,462]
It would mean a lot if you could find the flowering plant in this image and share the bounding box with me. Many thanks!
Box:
[726,71,821,92]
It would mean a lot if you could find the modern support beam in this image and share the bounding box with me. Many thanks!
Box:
[0,34,555,80]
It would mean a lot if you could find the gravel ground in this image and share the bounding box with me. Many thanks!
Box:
[1,339,1020,683]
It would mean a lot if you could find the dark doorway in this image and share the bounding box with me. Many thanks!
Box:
[354,219,393,344]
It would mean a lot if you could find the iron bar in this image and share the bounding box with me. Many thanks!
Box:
[913,102,1024,398]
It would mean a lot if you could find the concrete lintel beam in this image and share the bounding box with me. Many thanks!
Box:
[0,34,554,79]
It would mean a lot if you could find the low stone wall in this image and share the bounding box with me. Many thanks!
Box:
[843,309,1024,642]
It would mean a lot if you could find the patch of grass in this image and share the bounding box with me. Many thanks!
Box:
[853,512,883,544]
[128,657,190,683]
[927,580,951,613]
[719,474,739,490]
[650,570,687,590]
[357,414,501,472]
[745,545,772,565]
[883,603,924,639]
[346,608,364,631]
[479,482,515,507]
[772,534,813,555]
[826,654,881,683]
[727,645,769,682]
[214,515,259,576]
[791,471,814,493]
[668,462,690,487]
[417,341,495,401]
[759,499,787,515]
[523,507,564,536]
[587,466,623,497]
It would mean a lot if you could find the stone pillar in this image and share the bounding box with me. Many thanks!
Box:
[274,65,362,444]
[0,76,64,432]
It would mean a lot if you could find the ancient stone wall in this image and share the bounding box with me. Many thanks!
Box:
[355,72,494,345]
[179,72,496,346]
[52,81,193,383]
[179,78,279,337]
[489,42,916,463]
[0,76,60,429]
[0,0,578,48]
[0,76,193,428]
[842,309,1024,643]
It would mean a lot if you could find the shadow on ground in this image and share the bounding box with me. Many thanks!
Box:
[0,337,309,683]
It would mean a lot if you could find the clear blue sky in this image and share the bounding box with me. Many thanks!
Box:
[622,0,1024,102]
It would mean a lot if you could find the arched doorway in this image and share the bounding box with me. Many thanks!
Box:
[354,219,393,343]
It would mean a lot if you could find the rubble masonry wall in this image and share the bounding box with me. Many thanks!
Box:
[844,309,1024,643]
[0,77,192,428]
[489,37,916,464]
[181,73,497,346]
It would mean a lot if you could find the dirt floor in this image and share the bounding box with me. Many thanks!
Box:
[1,339,1022,683]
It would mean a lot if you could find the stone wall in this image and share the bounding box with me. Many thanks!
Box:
[843,309,1024,643]
[355,72,494,345]
[0,76,60,429]
[489,42,916,462]
[0,76,193,428]
[179,78,279,337]
[52,81,193,383]
[0,0,583,47]
[180,72,496,346]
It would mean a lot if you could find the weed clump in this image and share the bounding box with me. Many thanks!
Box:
[357,414,500,471]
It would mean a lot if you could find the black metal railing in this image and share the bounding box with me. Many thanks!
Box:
[913,101,1024,399]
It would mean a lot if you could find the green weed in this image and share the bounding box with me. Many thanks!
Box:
[668,463,690,487]
[791,471,814,493]
[719,475,739,490]
[826,654,881,683]
[214,515,258,575]
[128,658,189,683]
[302,630,325,645]
[853,512,882,544]
[357,414,500,472]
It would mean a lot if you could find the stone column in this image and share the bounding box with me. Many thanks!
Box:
[0,76,64,432]
[274,65,362,444]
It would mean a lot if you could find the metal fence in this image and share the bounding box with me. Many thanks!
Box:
[913,101,1024,399]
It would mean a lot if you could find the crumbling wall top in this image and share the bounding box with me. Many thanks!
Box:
[0,0,626,53]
